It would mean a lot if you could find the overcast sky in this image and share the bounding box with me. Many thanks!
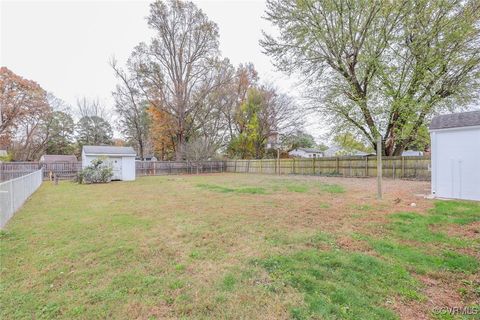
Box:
[1,0,323,139]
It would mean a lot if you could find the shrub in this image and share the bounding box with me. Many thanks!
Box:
[76,158,113,184]
[0,152,13,162]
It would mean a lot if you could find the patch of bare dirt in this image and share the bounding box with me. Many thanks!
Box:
[444,221,480,241]
[391,298,431,320]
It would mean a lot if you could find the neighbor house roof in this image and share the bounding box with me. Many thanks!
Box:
[430,110,480,130]
[83,145,136,156]
[293,148,323,153]
[40,155,78,163]
[352,151,376,157]
[402,150,424,156]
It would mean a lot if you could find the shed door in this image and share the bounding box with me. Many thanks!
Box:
[109,157,122,180]
[435,129,480,201]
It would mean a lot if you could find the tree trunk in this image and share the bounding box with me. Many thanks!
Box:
[392,144,406,156]
[175,132,184,160]
[138,139,144,160]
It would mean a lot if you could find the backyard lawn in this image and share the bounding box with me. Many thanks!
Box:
[1,174,479,319]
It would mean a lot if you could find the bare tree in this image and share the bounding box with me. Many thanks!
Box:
[76,97,109,121]
[184,137,218,173]
[131,0,226,160]
[111,58,150,159]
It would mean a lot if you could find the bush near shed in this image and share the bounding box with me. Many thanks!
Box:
[75,157,113,184]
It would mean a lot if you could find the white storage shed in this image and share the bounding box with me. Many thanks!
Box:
[82,146,136,181]
[430,111,480,201]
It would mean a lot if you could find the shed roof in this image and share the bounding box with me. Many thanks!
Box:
[430,110,480,130]
[41,155,78,163]
[83,145,136,156]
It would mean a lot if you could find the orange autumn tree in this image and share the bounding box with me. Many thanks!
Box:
[147,105,177,160]
[0,67,51,159]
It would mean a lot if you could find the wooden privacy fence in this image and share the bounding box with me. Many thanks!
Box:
[0,162,40,182]
[41,162,82,180]
[136,161,226,176]
[0,161,227,181]
[0,156,431,181]
[225,156,431,180]
[0,162,81,181]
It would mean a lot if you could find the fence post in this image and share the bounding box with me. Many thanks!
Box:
[402,156,405,179]
[365,157,368,177]
[292,158,295,174]
[393,160,396,180]
[336,157,339,175]
[260,159,263,174]
[377,136,383,199]
[313,157,316,175]
[9,180,14,216]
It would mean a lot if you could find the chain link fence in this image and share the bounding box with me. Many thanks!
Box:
[0,169,43,228]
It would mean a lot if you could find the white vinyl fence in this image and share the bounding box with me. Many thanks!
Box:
[0,169,43,228]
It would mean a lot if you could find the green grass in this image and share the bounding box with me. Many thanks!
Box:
[385,201,480,247]
[286,184,309,193]
[196,183,267,194]
[196,183,235,193]
[358,200,480,275]
[220,274,237,291]
[236,187,267,194]
[257,250,421,320]
[264,231,335,248]
[320,184,345,194]
[366,238,478,274]
[1,174,478,319]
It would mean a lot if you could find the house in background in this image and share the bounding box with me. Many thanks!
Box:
[82,146,136,181]
[402,150,424,156]
[136,155,158,161]
[289,148,324,158]
[323,145,374,157]
[40,154,78,164]
[430,110,480,201]
[40,155,79,179]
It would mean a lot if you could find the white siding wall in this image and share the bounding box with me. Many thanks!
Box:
[121,156,136,181]
[431,126,480,201]
[289,149,308,157]
[82,155,95,168]
[82,154,136,181]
